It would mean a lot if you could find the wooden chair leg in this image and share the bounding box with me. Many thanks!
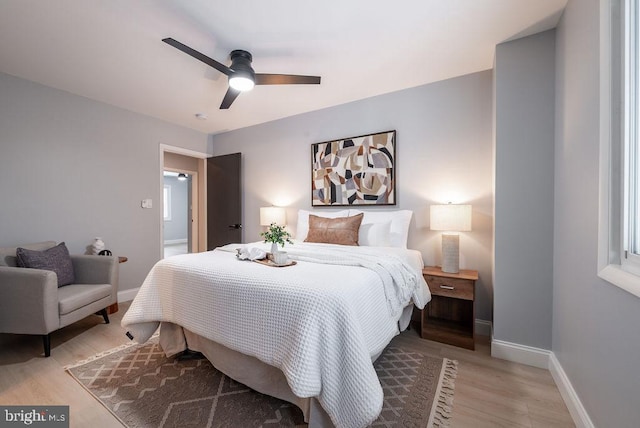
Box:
[99,308,110,324]
[42,334,51,357]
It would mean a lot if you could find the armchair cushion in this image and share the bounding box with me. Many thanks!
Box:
[58,283,113,315]
[16,242,75,286]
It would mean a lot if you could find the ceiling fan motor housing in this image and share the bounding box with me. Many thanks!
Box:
[230,50,255,80]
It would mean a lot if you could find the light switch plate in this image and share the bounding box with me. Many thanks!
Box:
[141,199,153,208]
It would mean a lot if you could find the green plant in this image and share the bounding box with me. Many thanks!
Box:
[260,223,293,248]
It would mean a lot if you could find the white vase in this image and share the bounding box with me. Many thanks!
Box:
[270,242,278,254]
[92,237,105,255]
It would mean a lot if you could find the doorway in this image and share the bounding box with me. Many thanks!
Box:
[162,170,192,257]
[161,147,207,258]
[159,146,243,257]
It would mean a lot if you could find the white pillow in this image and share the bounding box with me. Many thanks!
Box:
[295,209,350,240]
[348,210,413,248]
[358,220,392,247]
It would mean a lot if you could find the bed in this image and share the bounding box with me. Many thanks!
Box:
[122,210,431,428]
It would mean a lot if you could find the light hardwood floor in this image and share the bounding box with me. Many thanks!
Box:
[0,303,574,427]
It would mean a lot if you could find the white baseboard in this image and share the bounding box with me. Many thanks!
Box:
[491,339,594,428]
[117,287,139,303]
[549,354,595,428]
[475,319,492,336]
[491,338,551,369]
[164,239,187,245]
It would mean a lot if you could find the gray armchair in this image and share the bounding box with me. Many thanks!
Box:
[0,241,118,357]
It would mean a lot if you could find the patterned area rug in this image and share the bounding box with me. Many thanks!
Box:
[66,338,457,427]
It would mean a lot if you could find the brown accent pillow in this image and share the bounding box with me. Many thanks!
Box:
[304,213,364,246]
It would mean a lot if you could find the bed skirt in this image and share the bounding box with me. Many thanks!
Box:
[157,306,413,428]
[158,322,335,427]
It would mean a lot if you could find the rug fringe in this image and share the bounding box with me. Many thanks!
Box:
[427,358,458,428]
[63,333,159,370]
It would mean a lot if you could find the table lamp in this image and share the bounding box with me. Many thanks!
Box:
[260,206,286,226]
[430,203,472,273]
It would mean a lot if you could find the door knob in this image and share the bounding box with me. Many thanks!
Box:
[228,224,243,229]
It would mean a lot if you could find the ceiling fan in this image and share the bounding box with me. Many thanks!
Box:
[162,38,321,109]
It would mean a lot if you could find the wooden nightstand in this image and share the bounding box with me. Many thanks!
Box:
[421,266,478,350]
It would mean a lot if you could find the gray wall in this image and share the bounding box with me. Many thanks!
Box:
[493,31,556,349]
[163,175,189,242]
[554,1,640,426]
[0,72,209,293]
[210,71,495,323]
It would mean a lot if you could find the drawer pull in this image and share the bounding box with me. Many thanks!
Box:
[440,285,455,290]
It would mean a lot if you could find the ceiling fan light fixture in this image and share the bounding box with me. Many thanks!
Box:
[163,39,320,108]
[229,74,255,91]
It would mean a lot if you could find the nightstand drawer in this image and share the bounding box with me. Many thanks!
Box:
[424,275,474,300]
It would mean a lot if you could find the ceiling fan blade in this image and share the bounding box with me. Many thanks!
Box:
[255,74,321,85]
[220,87,241,109]
[162,38,233,76]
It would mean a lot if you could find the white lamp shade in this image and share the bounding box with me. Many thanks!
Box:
[260,207,286,226]
[430,204,472,232]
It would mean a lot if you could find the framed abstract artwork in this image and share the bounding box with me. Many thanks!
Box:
[311,130,396,206]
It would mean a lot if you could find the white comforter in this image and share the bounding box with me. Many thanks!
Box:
[122,242,430,428]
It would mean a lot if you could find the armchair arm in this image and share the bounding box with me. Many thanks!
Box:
[0,266,59,335]
[71,255,117,283]
[71,255,118,304]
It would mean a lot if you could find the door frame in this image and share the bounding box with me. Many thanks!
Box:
[159,144,209,255]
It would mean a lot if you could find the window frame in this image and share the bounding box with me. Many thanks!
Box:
[163,185,172,221]
[623,0,640,274]
[598,0,640,297]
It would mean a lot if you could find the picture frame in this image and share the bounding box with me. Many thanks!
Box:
[311,130,396,206]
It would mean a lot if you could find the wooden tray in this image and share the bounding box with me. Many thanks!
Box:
[253,258,297,268]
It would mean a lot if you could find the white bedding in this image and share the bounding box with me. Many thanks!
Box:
[122,242,430,428]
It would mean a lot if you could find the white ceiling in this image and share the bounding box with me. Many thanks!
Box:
[0,0,567,135]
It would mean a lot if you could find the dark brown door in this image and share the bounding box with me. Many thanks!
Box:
[207,153,242,250]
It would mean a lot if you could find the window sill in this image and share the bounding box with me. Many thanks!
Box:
[598,264,640,298]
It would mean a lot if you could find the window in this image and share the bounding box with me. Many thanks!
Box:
[598,0,640,296]
[623,0,640,275]
[163,185,172,221]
